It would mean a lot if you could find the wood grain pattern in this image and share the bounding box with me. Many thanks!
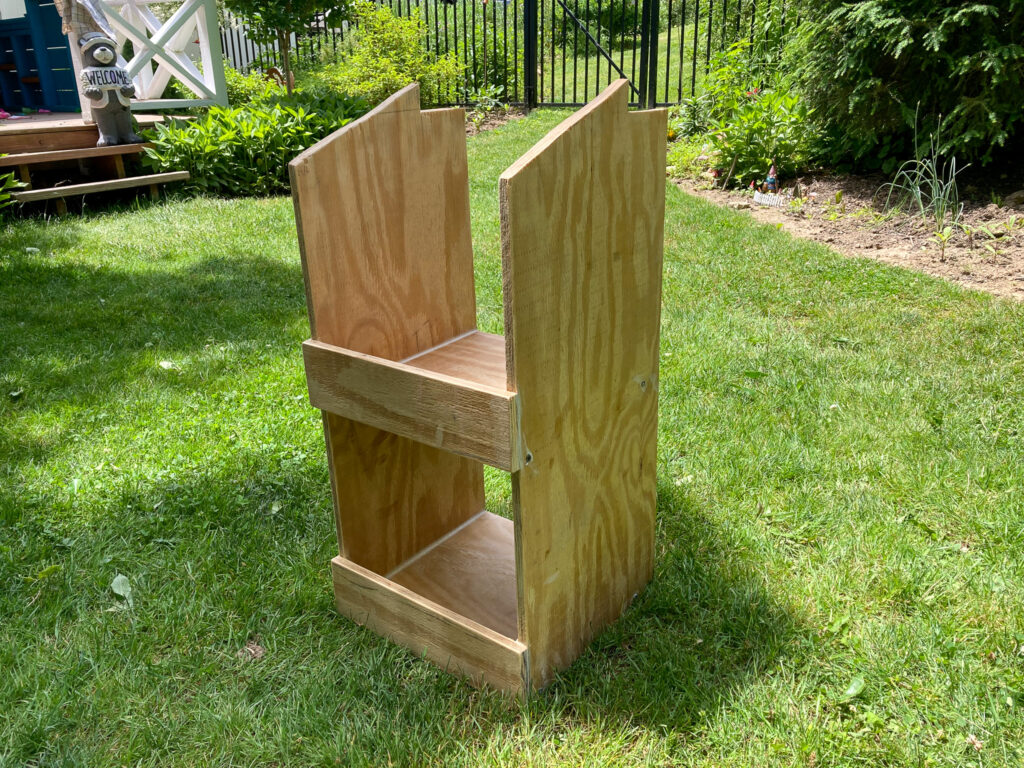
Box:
[389,511,518,638]
[325,415,484,575]
[332,556,528,692]
[0,143,151,167]
[403,331,508,390]
[11,171,190,201]
[291,84,485,576]
[290,84,476,359]
[0,113,164,154]
[500,80,666,688]
[303,339,520,471]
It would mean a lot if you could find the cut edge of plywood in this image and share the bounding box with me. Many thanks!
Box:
[332,555,528,694]
[499,79,630,187]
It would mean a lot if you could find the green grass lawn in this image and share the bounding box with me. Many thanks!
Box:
[3,109,1024,766]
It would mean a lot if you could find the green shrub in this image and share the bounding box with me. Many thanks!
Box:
[708,86,815,188]
[790,0,1024,169]
[668,42,816,188]
[143,93,367,195]
[328,1,462,106]
[224,64,285,106]
[0,159,22,212]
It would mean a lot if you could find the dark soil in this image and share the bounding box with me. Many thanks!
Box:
[465,107,528,136]
[676,171,1024,301]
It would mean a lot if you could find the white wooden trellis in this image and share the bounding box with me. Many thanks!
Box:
[70,0,227,119]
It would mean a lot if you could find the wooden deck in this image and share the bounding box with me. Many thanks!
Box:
[0,112,166,154]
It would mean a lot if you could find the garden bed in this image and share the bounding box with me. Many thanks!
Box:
[677,173,1024,301]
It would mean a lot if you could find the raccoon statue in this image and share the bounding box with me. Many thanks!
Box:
[78,32,145,146]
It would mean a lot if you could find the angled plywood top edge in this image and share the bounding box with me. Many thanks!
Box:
[498,80,668,186]
[498,79,629,183]
[288,82,423,169]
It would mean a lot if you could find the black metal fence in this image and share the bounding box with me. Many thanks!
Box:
[220,0,790,107]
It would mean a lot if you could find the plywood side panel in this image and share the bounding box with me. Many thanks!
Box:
[291,84,483,573]
[290,84,477,360]
[500,80,666,688]
[325,414,485,575]
[332,556,528,693]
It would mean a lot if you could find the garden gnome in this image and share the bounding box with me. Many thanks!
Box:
[761,160,779,193]
[78,32,145,146]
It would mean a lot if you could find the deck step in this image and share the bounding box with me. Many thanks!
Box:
[0,143,152,167]
[12,171,189,202]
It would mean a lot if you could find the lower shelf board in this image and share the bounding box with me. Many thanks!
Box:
[388,510,518,638]
[331,542,528,693]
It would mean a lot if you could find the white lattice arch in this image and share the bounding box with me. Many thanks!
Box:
[71,0,227,118]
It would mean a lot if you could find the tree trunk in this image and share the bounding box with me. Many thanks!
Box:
[278,28,293,95]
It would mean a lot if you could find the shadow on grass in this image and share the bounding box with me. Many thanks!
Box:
[538,477,801,730]
[0,248,307,464]
[3,440,797,763]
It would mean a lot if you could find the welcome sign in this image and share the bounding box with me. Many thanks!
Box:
[82,66,133,88]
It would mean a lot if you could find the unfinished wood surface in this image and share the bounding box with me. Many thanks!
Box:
[291,84,485,574]
[11,171,189,202]
[0,143,151,168]
[332,556,528,692]
[303,339,520,470]
[389,511,518,638]
[403,331,508,390]
[325,415,484,575]
[0,113,164,154]
[290,84,476,360]
[500,79,666,688]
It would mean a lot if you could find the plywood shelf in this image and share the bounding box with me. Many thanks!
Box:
[403,331,508,390]
[389,510,517,638]
[302,336,521,470]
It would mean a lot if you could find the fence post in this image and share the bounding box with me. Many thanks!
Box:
[645,0,660,107]
[637,0,652,108]
[523,0,538,108]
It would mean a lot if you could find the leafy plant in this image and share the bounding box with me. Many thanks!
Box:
[143,93,367,195]
[669,43,766,140]
[878,119,967,231]
[0,159,24,212]
[708,85,815,189]
[790,0,1024,168]
[466,83,505,130]
[223,63,286,106]
[225,0,350,93]
[667,42,815,188]
[327,2,462,107]
[666,136,713,178]
[929,225,956,260]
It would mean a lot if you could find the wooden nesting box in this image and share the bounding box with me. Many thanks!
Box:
[290,80,666,694]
